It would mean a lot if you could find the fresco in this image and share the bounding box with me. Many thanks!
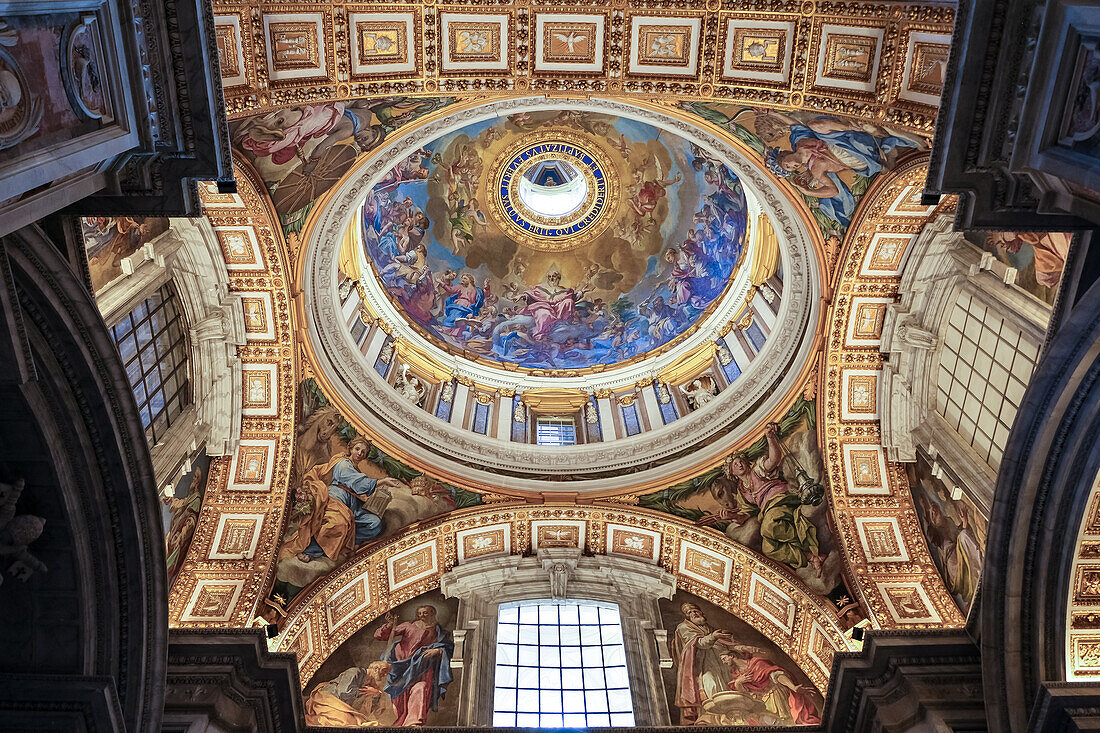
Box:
[265,378,480,615]
[304,589,460,727]
[660,590,822,725]
[963,230,1071,305]
[639,397,844,597]
[0,15,115,160]
[680,102,927,240]
[907,454,987,616]
[356,110,750,371]
[230,97,455,232]
[80,216,170,292]
[161,447,210,588]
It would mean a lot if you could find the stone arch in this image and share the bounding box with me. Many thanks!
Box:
[819,155,966,629]
[274,503,856,696]
[0,224,166,730]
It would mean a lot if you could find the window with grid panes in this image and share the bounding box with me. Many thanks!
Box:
[535,416,577,446]
[111,283,191,444]
[493,600,635,728]
[935,292,1038,468]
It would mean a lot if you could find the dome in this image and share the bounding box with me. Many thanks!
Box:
[302,97,821,491]
[352,111,751,373]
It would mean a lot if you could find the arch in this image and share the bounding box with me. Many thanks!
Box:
[0,224,166,730]
[984,263,1100,730]
[820,155,966,629]
[167,167,299,629]
[273,503,856,695]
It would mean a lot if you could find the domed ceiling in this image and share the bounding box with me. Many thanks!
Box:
[354,110,750,372]
[301,97,822,491]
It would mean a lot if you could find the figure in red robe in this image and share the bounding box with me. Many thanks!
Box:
[522,271,582,340]
[374,605,454,726]
[721,649,822,725]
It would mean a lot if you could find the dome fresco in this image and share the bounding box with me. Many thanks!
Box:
[353,110,750,372]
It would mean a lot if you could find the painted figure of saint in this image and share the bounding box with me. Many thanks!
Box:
[440,272,486,332]
[760,111,917,228]
[719,647,821,724]
[304,661,397,726]
[720,423,825,574]
[374,605,454,726]
[282,437,398,564]
[672,602,744,724]
[522,270,581,339]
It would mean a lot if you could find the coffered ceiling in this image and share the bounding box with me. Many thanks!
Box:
[212,0,954,133]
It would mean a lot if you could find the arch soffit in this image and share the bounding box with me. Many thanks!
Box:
[3,226,168,731]
[295,95,827,493]
[821,154,966,629]
[214,1,955,137]
[168,162,300,629]
[273,503,858,695]
[990,261,1100,718]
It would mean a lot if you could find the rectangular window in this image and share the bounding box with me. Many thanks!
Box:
[472,401,491,435]
[936,294,1039,468]
[110,283,190,445]
[493,600,635,728]
[535,416,577,446]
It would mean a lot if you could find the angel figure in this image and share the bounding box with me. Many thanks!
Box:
[394,364,427,405]
[681,374,718,410]
[630,156,682,221]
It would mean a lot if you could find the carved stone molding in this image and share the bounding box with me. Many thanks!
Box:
[823,630,985,732]
[0,223,167,732]
[164,628,303,732]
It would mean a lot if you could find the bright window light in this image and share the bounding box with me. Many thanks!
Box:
[492,600,635,728]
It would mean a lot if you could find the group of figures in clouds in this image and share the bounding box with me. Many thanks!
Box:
[357,110,750,371]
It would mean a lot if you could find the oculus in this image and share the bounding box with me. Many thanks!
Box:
[490,132,614,250]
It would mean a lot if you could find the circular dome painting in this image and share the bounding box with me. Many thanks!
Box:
[355,110,750,372]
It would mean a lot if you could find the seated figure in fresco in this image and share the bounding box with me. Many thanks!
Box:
[716,423,826,575]
[381,243,430,288]
[282,437,403,564]
[304,661,396,726]
[639,295,678,342]
[718,647,822,725]
[521,270,586,340]
[374,605,454,726]
[439,272,487,335]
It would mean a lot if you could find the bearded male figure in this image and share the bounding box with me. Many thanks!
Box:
[672,602,754,724]
[374,604,454,726]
